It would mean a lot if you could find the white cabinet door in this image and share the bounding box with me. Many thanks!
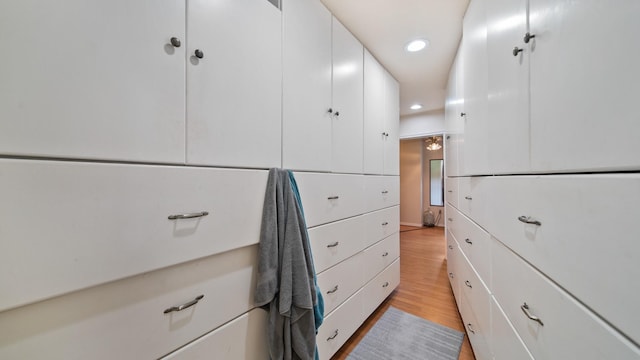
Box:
[529,0,640,173]
[363,50,386,175]
[383,72,400,175]
[461,0,490,176]
[0,0,185,163]
[331,18,364,174]
[186,0,282,168]
[283,0,333,171]
[486,0,530,174]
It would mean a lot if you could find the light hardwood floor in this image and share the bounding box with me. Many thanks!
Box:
[331,226,475,360]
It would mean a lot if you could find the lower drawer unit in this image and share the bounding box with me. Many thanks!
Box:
[491,297,534,360]
[317,288,366,360]
[458,251,491,340]
[492,239,640,360]
[362,232,400,283]
[459,291,492,360]
[0,245,259,360]
[363,205,400,248]
[363,175,400,212]
[161,308,268,360]
[362,259,400,319]
[308,214,366,273]
[317,252,365,314]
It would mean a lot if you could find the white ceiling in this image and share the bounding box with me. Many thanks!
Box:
[321,0,469,116]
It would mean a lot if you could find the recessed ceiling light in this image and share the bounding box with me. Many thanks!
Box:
[405,39,429,52]
[410,104,423,110]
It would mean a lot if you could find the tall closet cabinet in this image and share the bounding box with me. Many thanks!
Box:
[445,0,640,359]
[0,0,400,359]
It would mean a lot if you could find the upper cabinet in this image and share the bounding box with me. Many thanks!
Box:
[528,0,640,172]
[282,0,365,174]
[444,49,465,177]
[0,0,186,164]
[363,50,400,176]
[186,0,282,169]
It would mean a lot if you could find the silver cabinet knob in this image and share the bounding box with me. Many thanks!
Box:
[170,37,181,48]
[194,49,204,59]
[335,111,340,116]
[524,32,536,43]
[513,47,524,56]
[328,108,333,114]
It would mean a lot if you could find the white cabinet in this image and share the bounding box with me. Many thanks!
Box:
[444,52,464,177]
[0,0,186,164]
[186,0,282,168]
[529,0,640,173]
[331,18,364,174]
[461,0,490,176]
[363,50,400,175]
[283,2,365,173]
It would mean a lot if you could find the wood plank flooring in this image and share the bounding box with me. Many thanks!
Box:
[330,226,475,360]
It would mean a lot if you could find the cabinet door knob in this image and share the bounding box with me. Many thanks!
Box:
[170,37,181,48]
[194,49,204,59]
[524,32,536,43]
[335,111,340,116]
[460,112,466,117]
[513,47,524,56]
[328,108,333,114]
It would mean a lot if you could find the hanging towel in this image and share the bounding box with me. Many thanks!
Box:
[255,168,324,360]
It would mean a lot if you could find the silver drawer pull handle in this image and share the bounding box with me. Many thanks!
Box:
[465,280,472,288]
[327,196,340,200]
[382,222,389,226]
[449,272,454,279]
[327,329,339,341]
[518,216,541,226]
[382,281,390,288]
[381,190,389,194]
[168,211,209,220]
[447,190,453,193]
[464,196,473,200]
[326,285,339,294]
[327,242,339,248]
[521,302,544,326]
[465,238,473,245]
[164,295,204,314]
[448,245,453,249]
[382,252,389,257]
[467,323,476,334]
[448,218,453,222]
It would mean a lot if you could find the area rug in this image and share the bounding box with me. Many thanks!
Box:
[346,307,464,360]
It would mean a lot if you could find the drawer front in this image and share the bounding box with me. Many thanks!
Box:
[362,233,400,283]
[363,175,400,212]
[308,215,365,273]
[446,231,461,307]
[317,288,365,360]
[492,239,640,360]
[317,253,365,314]
[491,298,534,360]
[0,159,266,312]
[485,174,640,343]
[458,291,492,360]
[0,246,259,360]
[445,177,459,208]
[458,252,491,337]
[294,172,365,227]
[363,205,399,248]
[456,176,489,228]
[162,308,268,360]
[362,259,400,318]
[457,213,492,287]
[445,203,461,242]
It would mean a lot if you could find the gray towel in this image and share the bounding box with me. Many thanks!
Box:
[255,169,317,360]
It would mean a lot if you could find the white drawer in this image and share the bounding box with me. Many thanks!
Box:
[162,308,268,360]
[0,159,266,312]
[317,288,365,360]
[491,297,534,360]
[485,174,640,343]
[445,177,459,208]
[294,172,365,227]
[363,205,399,248]
[459,291,492,360]
[362,259,400,318]
[446,230,462,308]
[317,253,365,314]
[458,252,491,338]
[492,239,640,360]
[456,176,489,228]
[362,233,400,283]
[0,245,259,360]
[457,212,492,288]
[363,175,399,212]
[308,215,365,273]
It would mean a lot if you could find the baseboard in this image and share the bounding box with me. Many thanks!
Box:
[400,222,424,227]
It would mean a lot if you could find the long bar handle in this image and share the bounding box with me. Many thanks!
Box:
[164,295,204,314]
[326,285,339,294]
[521,302,544,326]
[518,216,541,226]
[327,242,339,248]
[168,211,209,220]
[327,196,340,200]
[327,329,339,341]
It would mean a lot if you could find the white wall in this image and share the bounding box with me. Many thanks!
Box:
[399,139,423,226]
[399,109,445,139]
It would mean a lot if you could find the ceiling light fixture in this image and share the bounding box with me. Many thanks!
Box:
[405,39,429,52]
[410,104,423,110]
[425,136,442,151]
